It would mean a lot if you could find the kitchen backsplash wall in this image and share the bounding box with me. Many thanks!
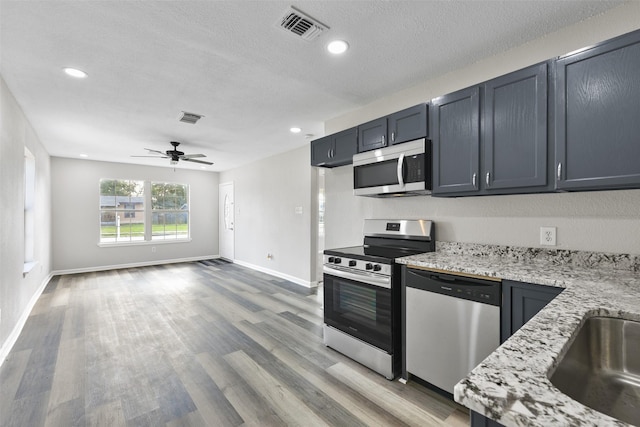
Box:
[323,2,640,255]
[324,165,640,255]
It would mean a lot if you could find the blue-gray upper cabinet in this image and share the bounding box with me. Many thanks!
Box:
[431,86,481,195]
[357,104,428,152]
[555,29,640,191]
[484,62,549,191]
[389,103,428,145]
[432,63,550,196]
[310,127,357,168]
[358,117,387,152]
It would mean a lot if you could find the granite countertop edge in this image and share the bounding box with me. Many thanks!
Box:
[396,242,640,427]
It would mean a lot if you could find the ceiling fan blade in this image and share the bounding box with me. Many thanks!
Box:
[180,153,206,159]
[183,158,213,165]
[131,155,169,158]
[144,148,166,155]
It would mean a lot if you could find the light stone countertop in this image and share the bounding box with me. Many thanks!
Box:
[396,242,640,427]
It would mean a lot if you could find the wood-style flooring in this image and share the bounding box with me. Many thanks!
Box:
[0,260,469,426]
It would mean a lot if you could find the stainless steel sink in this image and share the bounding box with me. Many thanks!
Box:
[550,316,640,425]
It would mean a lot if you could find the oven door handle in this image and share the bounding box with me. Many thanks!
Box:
[323,265,391,289]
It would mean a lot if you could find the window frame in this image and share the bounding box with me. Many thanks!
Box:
[98,178,191,246]
[23,147,37,275]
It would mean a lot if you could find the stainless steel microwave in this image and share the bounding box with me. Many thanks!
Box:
[353,138,431,197]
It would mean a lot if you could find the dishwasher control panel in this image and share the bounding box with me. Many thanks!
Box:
[405,268,501,306]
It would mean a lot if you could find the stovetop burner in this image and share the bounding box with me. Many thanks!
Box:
[324,245,427,264]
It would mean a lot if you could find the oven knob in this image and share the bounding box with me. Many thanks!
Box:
[328,257,335,263]
[365,263,373,270]
[349,260,357,267]
[334,258,342,264]
[373,264,382,272]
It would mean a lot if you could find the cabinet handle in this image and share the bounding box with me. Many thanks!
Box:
[486,172,490,187]
[557,162,562,180]
[472,173,477,188]
[391,132,395,142]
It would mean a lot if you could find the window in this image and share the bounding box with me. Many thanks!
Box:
[24,148,36,272]
[99,179,189,244]
[99,179,145,243]
[151,182,189,241]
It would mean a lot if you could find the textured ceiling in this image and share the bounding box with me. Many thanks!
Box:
[0,1,626,171]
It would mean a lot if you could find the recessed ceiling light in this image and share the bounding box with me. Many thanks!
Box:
[290,127,302,133]
[79,153,88,158]
[63,67,88,78]
[200,166,207,170]
[327,40,349,55]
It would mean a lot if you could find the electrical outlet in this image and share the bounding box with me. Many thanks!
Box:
[540,227,557,246]
[151,246,156,253]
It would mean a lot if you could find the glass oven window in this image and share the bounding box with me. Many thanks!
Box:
[324,274,393,352]
[339,284,377,327]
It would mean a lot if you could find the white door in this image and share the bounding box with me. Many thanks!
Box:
[219,182,234,261]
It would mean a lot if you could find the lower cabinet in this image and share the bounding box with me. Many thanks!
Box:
[471,411,504,427]
[471,281,563,426]
[501,280,563,343]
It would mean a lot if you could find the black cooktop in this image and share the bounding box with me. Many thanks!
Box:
[324,245,427,264]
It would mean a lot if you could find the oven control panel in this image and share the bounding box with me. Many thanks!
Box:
[324,255,391,276]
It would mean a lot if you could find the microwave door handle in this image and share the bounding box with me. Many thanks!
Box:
[397,153,405,187]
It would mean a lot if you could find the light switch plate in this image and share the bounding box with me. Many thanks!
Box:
[540,227,557,246]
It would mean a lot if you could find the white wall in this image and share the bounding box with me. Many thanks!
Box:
[323,2,640,255]
[219,145,317,287]
[51,158,219,272]
[0,76,53,358]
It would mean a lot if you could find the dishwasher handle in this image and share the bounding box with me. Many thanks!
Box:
[405,268,501,306]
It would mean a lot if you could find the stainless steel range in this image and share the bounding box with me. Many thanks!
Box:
[323,219,435,379]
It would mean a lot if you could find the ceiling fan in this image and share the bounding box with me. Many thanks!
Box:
[132,141,213,165]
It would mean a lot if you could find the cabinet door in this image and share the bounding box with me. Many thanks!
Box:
[484,63,548,191]
[310,136,334,167]
[555,30,640,191]
[471,411,504,427]
[431,86,481,195]
[358,117,387,152]
[501,280,563,342]
[389,104,427,145]
[330,127,358,166]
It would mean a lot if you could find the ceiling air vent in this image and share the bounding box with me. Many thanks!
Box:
[277,6,328,41]
[179,111,203,124]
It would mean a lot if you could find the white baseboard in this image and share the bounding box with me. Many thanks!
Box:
[232,259,317,288]
[0,272,53,369]
[51,255,219,276]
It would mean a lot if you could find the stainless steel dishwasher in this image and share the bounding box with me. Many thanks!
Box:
[404,267,501,395]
